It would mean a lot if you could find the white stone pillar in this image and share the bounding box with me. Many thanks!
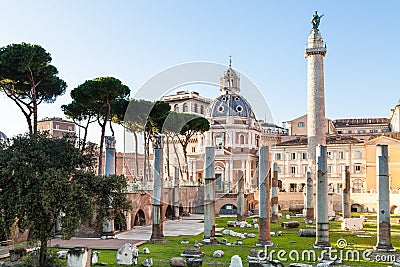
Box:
[305,171,313,223]
[150,135,165,242]
[257,146,272,246]
[173,166,180,219]
[314,145,330,249]
[342,166,351,218]
[204,146,216,242]
[374,145,395,252]
[271,162,279,223]
[102,136,116,237]
[306,27,327,222]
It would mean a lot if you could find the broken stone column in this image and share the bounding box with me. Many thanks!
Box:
[257,146,272,246]
[271,162,279,223]
[305,171,314,223]
[342,166,351,219]
[150,134,165,242]
[314,145,330,249]
[204,146,216,241]
[374,144,395,252]
[102,136,116,237]
[173,166,180,220]
[237,170,245,222]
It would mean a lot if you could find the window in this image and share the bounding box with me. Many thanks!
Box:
[338,165,343,174]
[277,166,282,174]
[239,134,245,144]
[191,147,196,153]
[275,153,282,160]
[290,183,297,192]
[174,104,179,112]
[358,130,365,134]
[183,103,188,112]
[327,151,332,159]
[348,130,352,134]
[194,104,198,113]
[355,151,362,159]
[200,105,204,114]
[354,165,361,173]
[353,179,363,193]
[338,151,344,159]
[328,165,332,174]
[291,166,296,174]
[383,128,390,132]
[55,124,60,130]
[298,122,305,128]
[290,153,296,160]
[216,137,223,147]
[370,129,378,133]
[303,165,308,174]
[68,126,73,131]
[302,152,307,160]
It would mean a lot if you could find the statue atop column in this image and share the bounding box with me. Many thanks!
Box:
[311,11,324,30]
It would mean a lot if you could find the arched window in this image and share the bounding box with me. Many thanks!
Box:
[200,105,204,114]
[194,103,198,113]
[174,104,179,112]
[239,134,245,144]
[183,103,188,112]
[255,135,260,147]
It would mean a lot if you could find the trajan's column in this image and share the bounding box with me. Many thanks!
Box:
[305,11,327,222]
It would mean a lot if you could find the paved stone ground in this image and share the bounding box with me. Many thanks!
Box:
[0,214,204,258]
[116,214,204,240]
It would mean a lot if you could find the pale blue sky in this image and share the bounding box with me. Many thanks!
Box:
[1,1,399,147]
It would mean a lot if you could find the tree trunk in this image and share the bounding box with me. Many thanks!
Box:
[39,238,47,266]
[172,137,184,180]
[143,132,147,181]
[183,143,189,180]
[80,119,91,152]
[166,135,171,180]
[31,85,38,135]
[133,131,139,179]
[97,120,107,175]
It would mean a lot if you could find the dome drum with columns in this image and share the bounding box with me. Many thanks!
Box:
[203,61,262,193]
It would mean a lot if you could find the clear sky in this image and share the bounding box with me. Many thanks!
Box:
[1,1,399,149]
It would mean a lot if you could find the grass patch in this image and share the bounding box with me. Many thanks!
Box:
[45,212,400,266]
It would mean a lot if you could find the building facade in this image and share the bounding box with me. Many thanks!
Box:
[37,117,75,137]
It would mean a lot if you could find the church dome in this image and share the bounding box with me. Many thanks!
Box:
[208,93,256,119]
[0,131,7,142]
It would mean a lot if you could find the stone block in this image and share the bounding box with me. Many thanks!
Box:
[67,247,89,267]
[229,255,243,267]
[116,243,139,265]
[169,257,185,267]
[341,218,364,231]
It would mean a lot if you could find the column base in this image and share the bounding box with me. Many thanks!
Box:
[306,208,314,223]
[255,240,274,247]
[237,214,246,222]
[313,242,331,249]
[101,232,116,239]
[374,245,396,252]
[271,214,279,223]
[150,224,166,242]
